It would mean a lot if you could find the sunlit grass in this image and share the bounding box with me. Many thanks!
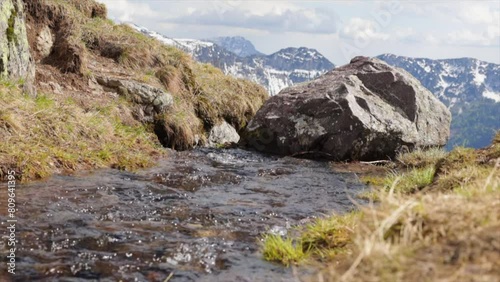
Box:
[262,212,360,264]
[384,166,436,194]
[396,147,447,168]
[264,135,500,281]
[262,234,309,266]
[0,81,165,181]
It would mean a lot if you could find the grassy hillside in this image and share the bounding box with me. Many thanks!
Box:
[0,0,268,180]
[0,79,164,181]
[262,132,500,281]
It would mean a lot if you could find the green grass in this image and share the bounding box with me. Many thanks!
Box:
[301,212,360,259]
[262,234,309,266]
[0,81,164,181]
[359,148,446,200]
[265,135,500,281]
[359,175,386,187]
[384,166,436,194]
[262,212,360,264]
[396,147,447,168]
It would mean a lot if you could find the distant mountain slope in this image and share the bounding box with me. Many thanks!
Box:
[206,36,263,57]
[129,24,498,149]
[129,24,335,96]
[378,54,500,149]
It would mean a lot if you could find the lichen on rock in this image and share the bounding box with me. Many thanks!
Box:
[0,0,36,96]
[243,56,452,161]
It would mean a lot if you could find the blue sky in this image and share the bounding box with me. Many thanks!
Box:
[97,0,500,65]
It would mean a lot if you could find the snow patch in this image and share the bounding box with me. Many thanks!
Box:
[483,90,500,102]
[472,61,486,86]
[417,60,431,73]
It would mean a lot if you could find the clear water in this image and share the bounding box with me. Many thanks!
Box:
[0,148,366,281]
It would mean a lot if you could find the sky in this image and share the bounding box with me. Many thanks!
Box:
[97,0,500,66]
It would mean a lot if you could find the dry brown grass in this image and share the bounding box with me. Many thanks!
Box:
[265,134,500,282]
[192,64,268,130]
[22,0,269,151]
[396,147,447,169]
[58,0,267,149]
[314,138,500,281]
[0,80,164,181]
[313,160,499,282]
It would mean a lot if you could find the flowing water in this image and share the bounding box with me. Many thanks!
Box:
[1,148,367,281]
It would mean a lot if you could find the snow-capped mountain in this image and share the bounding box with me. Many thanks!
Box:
[220,47,334,95]
[129,24,497,149]
[206,36,263,57]
[129,24,335,96]
[378,54,500,149]
[378,54,500,106]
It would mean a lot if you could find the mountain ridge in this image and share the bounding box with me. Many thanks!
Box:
[206,36,264,57]
[129,23,335,95]
[129,23,499,149]
[377,53,500,149]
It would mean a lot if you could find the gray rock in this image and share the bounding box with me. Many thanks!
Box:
[0,0,36,96]
[36,25,53,59]
[39,81,62,94]
[243,56,452,161]
[96,76,173,122]
[207,121,240,147]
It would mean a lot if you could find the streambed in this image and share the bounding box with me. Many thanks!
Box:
[1,148,367,281]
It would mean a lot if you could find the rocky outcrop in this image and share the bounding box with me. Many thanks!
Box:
[96,77,173,122]
[243,56,451,161]
[23,0,105,74]
[207,121,240,147]
[0,0,36,96]
[35,25,53,59]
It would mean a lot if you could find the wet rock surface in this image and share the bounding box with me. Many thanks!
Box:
[243,56,451,161]
[1,149,366,281]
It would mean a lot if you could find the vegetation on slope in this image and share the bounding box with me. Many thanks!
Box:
[24,0,268,150]
[448,99,500,150]
[262,132,500,281]
[0,80,164,181]
[0,0,268,180]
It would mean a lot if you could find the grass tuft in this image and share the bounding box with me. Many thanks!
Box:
[397,147,447,168]
[262,234,309,266]
[266,142,500,282]
[384,166,436,194]
[301,212,360,259]
[0,81,164,181]
[262,212,360,265]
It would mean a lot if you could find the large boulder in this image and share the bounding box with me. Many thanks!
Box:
[0,0,36,96]
[242,56,451,161]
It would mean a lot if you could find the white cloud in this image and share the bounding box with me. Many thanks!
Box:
[159,1,341,34]
[448,2,500,46]
[456,2,500,26]
[424,34,441,45]
[447,29,500,46]
[392,27,416,41]
[96,0,157,22]
[340,18,390,41]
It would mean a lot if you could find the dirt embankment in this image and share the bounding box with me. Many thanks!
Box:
[0,0,268,180]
